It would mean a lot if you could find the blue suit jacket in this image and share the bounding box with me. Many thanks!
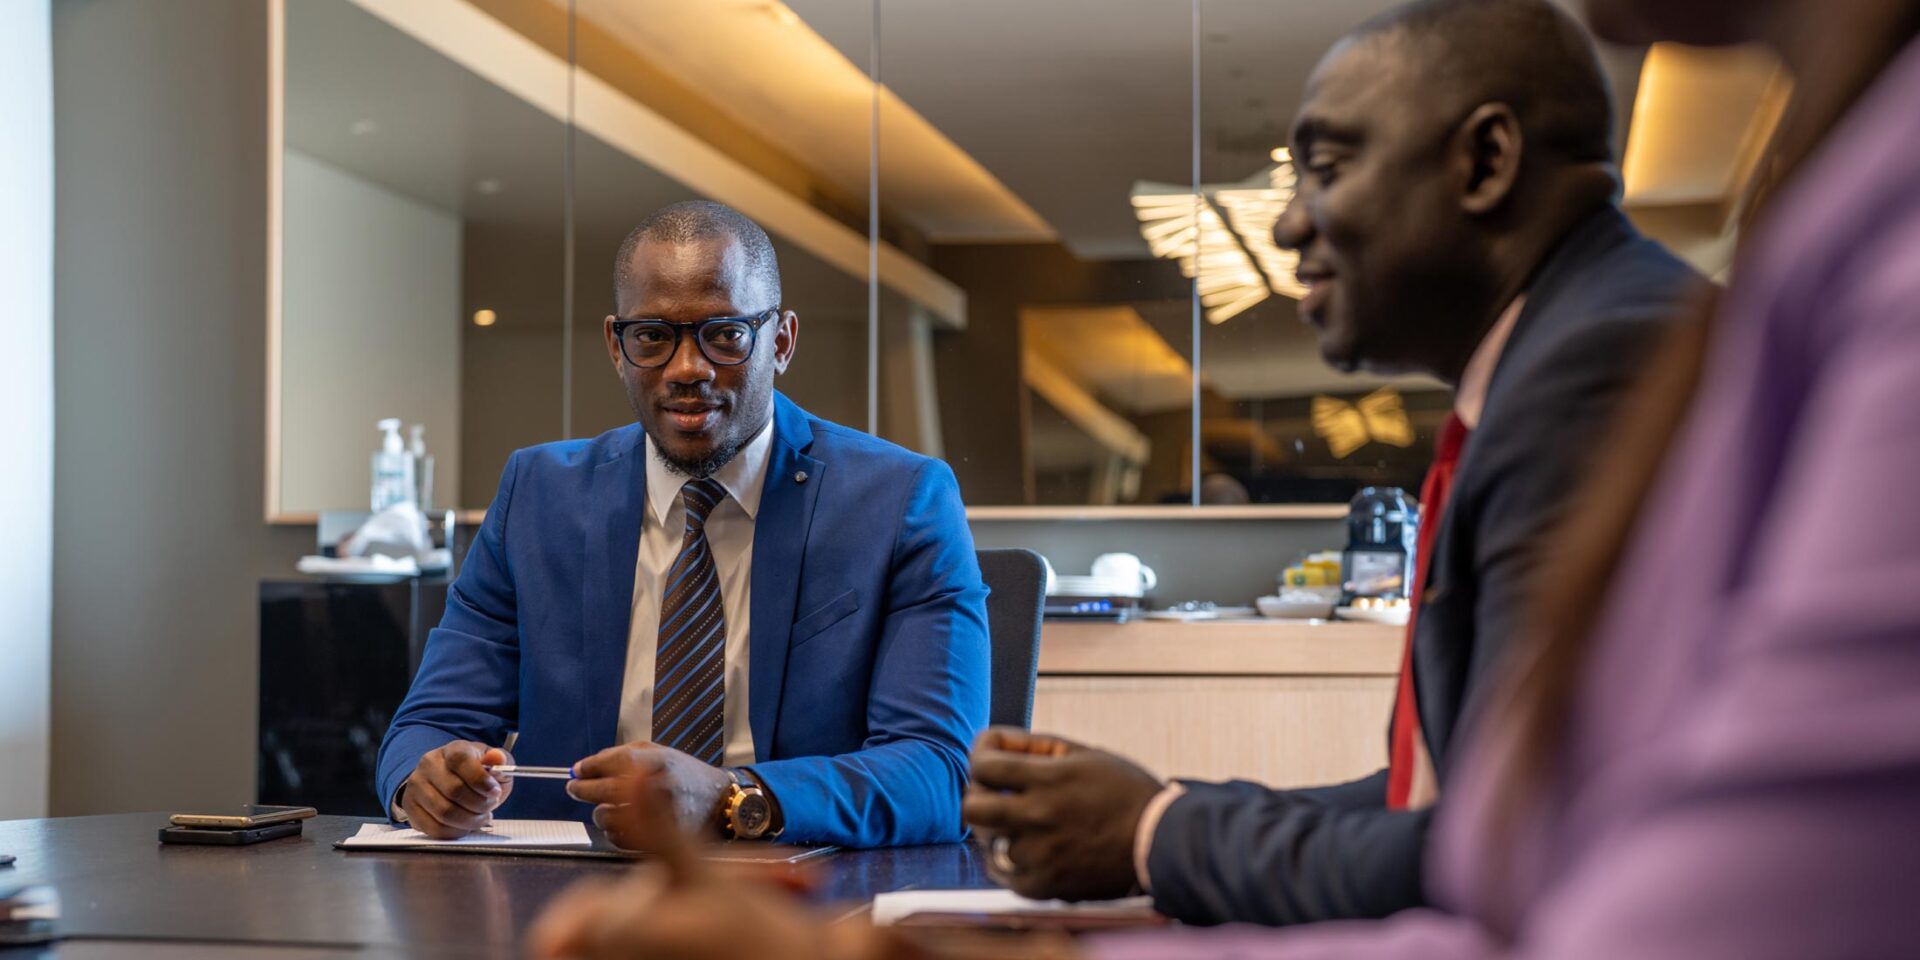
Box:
[375,393,990,847]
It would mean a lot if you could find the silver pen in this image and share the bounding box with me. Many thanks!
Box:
[487,764,575,780]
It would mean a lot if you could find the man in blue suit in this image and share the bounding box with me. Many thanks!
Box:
[376,200,990,849]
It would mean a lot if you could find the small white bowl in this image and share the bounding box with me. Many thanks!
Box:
[1256,595,1337,620]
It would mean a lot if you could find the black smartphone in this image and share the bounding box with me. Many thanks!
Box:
[0,918,56,947]
[158,821,304,846]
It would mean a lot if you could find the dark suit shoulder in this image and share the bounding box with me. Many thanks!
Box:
[1481,214,1708,441]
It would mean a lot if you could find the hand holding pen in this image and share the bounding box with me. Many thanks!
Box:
[484,763,576,780]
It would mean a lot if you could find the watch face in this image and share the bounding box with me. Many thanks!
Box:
[733,793,773,839]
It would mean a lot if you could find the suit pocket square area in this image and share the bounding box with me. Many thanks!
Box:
[791,589,861,646]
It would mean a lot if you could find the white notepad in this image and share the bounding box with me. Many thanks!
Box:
[341,820,592,849]
[871,889,1155,926]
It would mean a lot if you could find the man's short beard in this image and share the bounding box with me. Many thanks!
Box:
[658,436,746,480]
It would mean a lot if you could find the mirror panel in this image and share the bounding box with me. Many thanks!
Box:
[868,0,1198,505]
[274,0,1449,518]
[278,0,569,516]
[565,0,877,444]
[1195,0,1444,503]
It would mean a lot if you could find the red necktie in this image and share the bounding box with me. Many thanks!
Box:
[1386,413,1469,810]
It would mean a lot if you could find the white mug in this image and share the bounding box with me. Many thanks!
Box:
[1091,552,1158,597]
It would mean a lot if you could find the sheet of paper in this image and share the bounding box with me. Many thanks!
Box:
[341,819,592,849]
[871,889,1154,926]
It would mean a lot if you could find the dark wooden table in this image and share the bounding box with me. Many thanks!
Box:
[0,814,992,958]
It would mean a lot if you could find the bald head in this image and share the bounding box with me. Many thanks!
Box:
[1350,0,1616,167]
[1275,0,1624,383]
[614,200,782,312]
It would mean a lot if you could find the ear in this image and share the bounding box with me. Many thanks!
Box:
[771,310,798,375]
[1453,102,1523,215]
[602,315,624,371]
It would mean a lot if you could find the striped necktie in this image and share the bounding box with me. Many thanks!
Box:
[652,477,729,766]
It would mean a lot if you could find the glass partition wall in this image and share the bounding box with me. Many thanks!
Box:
[1195,0,1444,503]
[269,0,1440,519]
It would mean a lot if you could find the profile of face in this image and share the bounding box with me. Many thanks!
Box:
[604,235,797,477]
[1582,0,1769,46]
[1273,36,1493,376]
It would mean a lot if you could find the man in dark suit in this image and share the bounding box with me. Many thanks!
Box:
[376,201,990,850]
[963,0,1709,924]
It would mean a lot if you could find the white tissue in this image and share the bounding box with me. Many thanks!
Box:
[342,502,432,560]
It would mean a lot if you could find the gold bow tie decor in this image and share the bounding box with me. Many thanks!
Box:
[1311,387,1416,458]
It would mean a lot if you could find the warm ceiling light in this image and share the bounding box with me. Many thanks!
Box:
[1270,147,1291,163]
[472,309,497,327]
[1131,159,1303,324]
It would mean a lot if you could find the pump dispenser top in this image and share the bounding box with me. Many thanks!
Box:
[379,418,404,454]
[372,418,416,511]
[407,423,435,515]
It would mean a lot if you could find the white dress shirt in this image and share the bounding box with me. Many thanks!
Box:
[615,421,774,767]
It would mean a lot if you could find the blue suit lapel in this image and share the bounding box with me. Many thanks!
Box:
[749,393,823,760]
[583,425,647,754]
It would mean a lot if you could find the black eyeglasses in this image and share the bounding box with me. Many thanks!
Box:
[610,310,778,369]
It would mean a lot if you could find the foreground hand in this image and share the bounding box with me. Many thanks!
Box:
[532,771,1084,960]
[400,742,514,839]
[567,742,731,848]
[963,728,1162,902]
[530,770,877,960]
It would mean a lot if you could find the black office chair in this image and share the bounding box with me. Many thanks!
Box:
[976,548,1047,729]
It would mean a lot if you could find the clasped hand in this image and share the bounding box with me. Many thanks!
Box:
[961,728,1164,902]
[399,740,731,850]
[566,742,734,847]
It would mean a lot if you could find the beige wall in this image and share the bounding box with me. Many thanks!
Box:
[52,0,313,815]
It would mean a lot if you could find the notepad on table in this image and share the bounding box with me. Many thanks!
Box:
[872,889,1162,930]
[341,820,592,849]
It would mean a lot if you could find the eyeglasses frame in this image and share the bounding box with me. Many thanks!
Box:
[609,309,780,369]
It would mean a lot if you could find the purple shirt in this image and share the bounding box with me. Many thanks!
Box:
[1095,36,1920,960]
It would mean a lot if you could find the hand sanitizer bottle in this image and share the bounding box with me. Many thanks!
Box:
[408,424,435,515]
[371,418,416,512]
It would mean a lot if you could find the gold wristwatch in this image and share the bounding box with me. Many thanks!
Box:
[723,768,779,840]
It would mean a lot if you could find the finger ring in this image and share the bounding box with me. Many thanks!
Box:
[988,834,1018,877]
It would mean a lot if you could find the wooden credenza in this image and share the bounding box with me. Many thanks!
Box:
[1031,619,1401,789]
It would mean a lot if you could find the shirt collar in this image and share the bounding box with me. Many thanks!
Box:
[1454,295,1525,430]
[643,418,776,526]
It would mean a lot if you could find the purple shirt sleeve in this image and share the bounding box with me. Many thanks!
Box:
[1088,912,1496,960]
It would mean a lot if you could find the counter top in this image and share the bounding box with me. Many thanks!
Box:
[1037,618,1402,676]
